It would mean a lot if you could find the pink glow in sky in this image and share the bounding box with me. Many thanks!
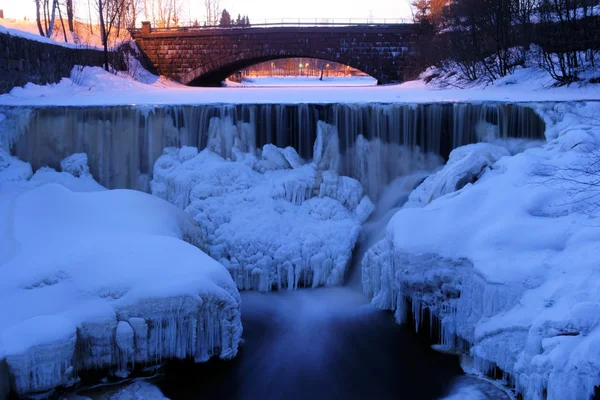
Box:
[1,0,413,24]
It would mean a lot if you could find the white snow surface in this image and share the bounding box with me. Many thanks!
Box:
[151,121,374,292]
[0,65,599,106]
[0,17,131,49]
[0,149,242,396]
[362,102,600,400]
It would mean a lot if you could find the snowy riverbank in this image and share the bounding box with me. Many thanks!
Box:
[0,65,599,106]
[0,150,242,397]
[362,101,600,400]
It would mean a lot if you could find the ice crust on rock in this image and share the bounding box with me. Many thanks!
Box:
[406,143,510,207]
[151,122,374,292]
[362,102,600,400]
[60,153,90,177]
[0,153,242,397]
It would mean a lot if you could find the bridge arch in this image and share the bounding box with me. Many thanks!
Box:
[131,24,419,86]
[185,55,375,86]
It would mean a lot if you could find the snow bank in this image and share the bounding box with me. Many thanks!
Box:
[0,153,242,397]
[362,102,600,400]
[152,121,374,292]
[0,17,131,49]
[1,65,599,106]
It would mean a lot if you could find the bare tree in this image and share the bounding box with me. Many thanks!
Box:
[35,0,45,36]
[66,0,74,32]
[46,0,59,38]
[205,0,220,26]
[35,0,58,37]
[97,0,128,71]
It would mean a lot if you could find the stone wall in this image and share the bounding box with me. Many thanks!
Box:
[132,25,419,85]
[0,33,107,94]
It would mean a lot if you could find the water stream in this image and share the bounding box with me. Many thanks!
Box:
[152,175,510,400]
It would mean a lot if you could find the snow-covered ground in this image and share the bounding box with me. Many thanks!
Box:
[362,102,600,400]
[0,65,599,106]
[0,147,242,396]
[151,120,374,292]
[0,17,130,49]
[225,76,378,87]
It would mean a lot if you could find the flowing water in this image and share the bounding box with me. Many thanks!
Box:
[153,175,511,400]
[1,103,544,200]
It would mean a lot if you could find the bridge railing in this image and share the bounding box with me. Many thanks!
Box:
[133,17,415,33]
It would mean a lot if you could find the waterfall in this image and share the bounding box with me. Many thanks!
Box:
[2,103,545,196]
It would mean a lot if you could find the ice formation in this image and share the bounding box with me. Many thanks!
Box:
[0,153,242,397]
[2,103,544,191]
[151,121,374,292]
[362,102,600,400]
[405,143,510,207]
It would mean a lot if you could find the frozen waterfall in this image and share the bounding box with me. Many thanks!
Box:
[1,103,544,200]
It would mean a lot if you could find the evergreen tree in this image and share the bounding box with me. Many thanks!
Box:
[236,13,242,25]
[219,9,232,26]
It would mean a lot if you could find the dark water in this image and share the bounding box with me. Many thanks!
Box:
[156,288,464,400]
[154,175,508,400]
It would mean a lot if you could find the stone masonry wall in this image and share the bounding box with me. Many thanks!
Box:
[0,33,107,94]
[133,25,419,85]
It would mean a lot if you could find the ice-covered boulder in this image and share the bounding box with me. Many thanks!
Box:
[60,153,90,177]
[362,103,600,400]
[0,148,32,184]
[0,158,242,397]
[151,128,374,292]
[406,143,510,207]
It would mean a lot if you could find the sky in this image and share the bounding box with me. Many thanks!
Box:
[0,0,414,25]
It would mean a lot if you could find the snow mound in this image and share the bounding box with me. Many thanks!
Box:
[406,143,510,207]
[362,102,600,400]
[0,155,242,397]
[151,122,374,292]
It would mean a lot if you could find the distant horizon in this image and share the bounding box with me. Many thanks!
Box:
[1,0,414,26]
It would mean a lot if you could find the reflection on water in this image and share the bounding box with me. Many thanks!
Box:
[440,376,514,400]
[157,173,464,400]
[157,288,463,400]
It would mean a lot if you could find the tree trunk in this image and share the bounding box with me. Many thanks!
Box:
[35,0,45,36]
[98,0,109,72]
[320,68,324,81]
[66,0,74,32]
[47,0,59,38]
[44,0,50,34]
[58,3,68,42]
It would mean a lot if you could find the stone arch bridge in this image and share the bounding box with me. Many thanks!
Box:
[131,22,419,85]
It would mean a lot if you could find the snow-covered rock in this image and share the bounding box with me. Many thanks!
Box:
[362,102,600,400]
[406,143,510,207]
[60,153,90,177]
[0,147,32,183]
[151,123,374,292]
[0,154,242,397]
